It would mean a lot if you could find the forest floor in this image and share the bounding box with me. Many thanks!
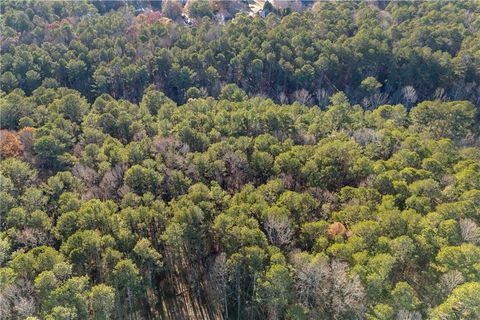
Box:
[157,251,224,320]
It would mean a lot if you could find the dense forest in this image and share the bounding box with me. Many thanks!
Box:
[0,1,479,320]
[1,0,480,106]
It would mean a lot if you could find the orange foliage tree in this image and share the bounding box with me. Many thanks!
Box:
[327,222,347,238]
[0,130,24,159]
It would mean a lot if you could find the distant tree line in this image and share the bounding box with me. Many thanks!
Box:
[1,1,479,107]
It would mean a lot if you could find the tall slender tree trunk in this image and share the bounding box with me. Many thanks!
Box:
[127,287,134,320]
[224,287,228,319]
[237,276,241,320]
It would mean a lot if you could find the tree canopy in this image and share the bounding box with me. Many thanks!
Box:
[0,1,479,319]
